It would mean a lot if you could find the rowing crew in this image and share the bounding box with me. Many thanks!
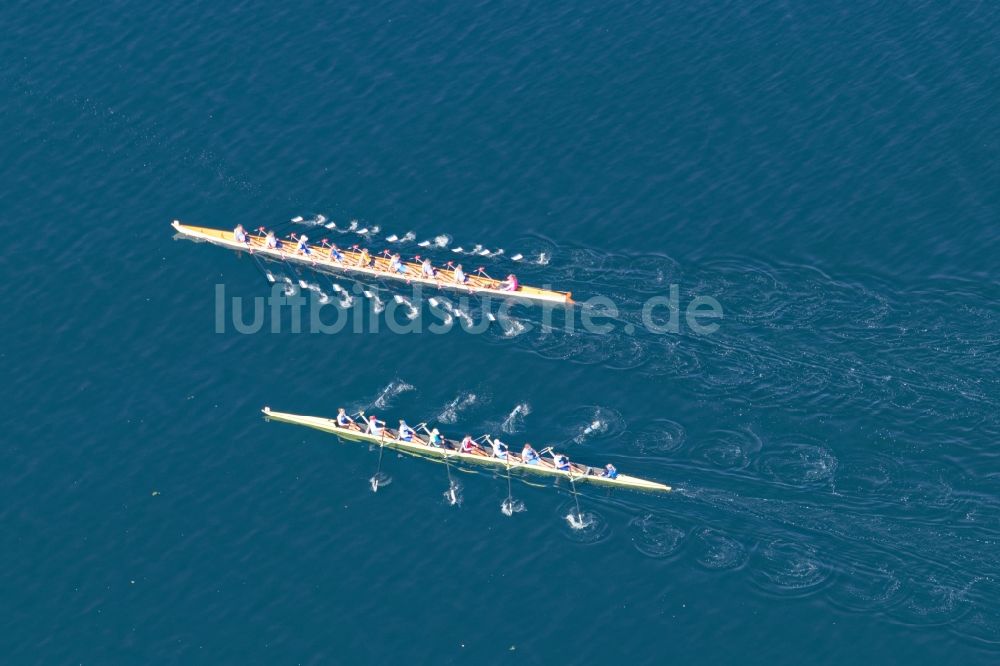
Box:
[232,226,520,292]
[335,408,618,479]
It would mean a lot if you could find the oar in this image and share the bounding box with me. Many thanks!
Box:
[370,432,387,492]
[500,448,516,516]
[264,231,310,288]
[406,422,429,445]
[242,234,277,284]
[357,412,388,492]
[420,425,458,504]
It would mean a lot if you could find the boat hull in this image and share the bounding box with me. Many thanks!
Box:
[262,407,671,493]
[172,221,572,305]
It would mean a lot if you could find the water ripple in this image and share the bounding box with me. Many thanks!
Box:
[630,418,687,455]
[751,539,832,597]
[627,514,686,559]
[693,528,748,571]
[754,437,838,488]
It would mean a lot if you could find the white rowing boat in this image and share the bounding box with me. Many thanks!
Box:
[262,407,671,493]
[172,221,573,305]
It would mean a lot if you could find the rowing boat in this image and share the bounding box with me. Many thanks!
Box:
[172,221,573,305]
[262,406,671,493]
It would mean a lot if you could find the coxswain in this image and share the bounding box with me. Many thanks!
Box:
[329,243,344,263]
[388,253,407,274]
[265,230,279,249]
[366,415,384,436]
[336,407,356,429]
[552,452,571,471]
[296,234,311,255]
[421,258,435,279]
[521,443,540,465]
[602,463,618,479]
[459,435,477,454]
[453,264,467,284]
[234,224,249,244]
[397,420,415,442]
[428,428,444,448]
[501,273,519,291]
[490,437,509,460]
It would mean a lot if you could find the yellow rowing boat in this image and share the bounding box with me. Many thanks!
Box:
[172,221,573,305]
[262,407,671,493]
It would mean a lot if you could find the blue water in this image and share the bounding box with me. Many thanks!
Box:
[3,1,999,663]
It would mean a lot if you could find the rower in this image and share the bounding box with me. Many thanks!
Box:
[329,243,344,263]
[296,234,311,255]
[265,230,279,250]
[428,428,444,448]
[490,437,509,460]
[397,419,415,442]
[420,258,435,279]
[357,248,371,268]
[500,273,519,291]
[366,415,384,436]
[234,224,249,244]
[453,264,467,284]
[521,443,540,465]
[388,253,407,274]
[552,452,572,471]
[459,435,477,454]
[602,463,618,479]
[336,407,356,429]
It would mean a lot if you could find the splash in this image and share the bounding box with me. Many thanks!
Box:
[501,403,532,433]
[566,406,627,444]
[393,294,420,320]
[558,506,612,544]
[371,380,416,410]
[443,481,462,506]
[369,472,392,493]
[418,234,452,248]
[437,393,479,424]
[501,498,526,516]
[361,288,385,314]
[566,511,593,530]
[499,318,526,338]
[574,419,606,444]
[386,231,416,243]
